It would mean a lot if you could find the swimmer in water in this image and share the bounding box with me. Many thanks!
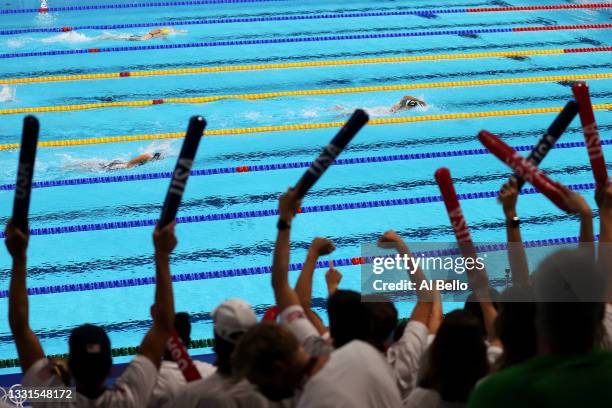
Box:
[101,152,163,171]
[127,28,184,41]
[390,96,427,113]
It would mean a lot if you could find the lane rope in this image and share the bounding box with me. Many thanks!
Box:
[0,0,290,14]
[1,104,611,151]
[0,224,594,368]
[2,72,611,116]
[0,182,599,239]
[1,2,609,15]
[0,230,590,299]
[1,24,610,59]
[3,4,611,34]
[2,47,610,85]
[1,139,610,192]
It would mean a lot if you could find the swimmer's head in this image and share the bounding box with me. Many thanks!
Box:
[152,152,162,160]
[160,28,171,35]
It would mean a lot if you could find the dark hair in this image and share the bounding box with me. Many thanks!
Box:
[533,249,606,354]
[362,295,398,352]
[68,324,112,391]
[420,310,488,402]
[214,332,237,376]
[327,290,364,349]
[232,322,300,381]
[164,312,191,361]
[494,286,537,370]
[175,312,191,345]
[464,288,500,334]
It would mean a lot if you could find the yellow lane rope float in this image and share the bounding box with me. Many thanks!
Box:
[1,73,611,116]
[1,104,610,151]
[1,47,609,85]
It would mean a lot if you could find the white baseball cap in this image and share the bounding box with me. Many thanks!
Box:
[212,299,257,343]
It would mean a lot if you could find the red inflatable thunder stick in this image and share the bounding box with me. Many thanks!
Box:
[167,331,201,381]
[478,131,570,212]
[572,81,608,187]
[434,168,476,259]
[150,304,202,382]
[262,306,279,321]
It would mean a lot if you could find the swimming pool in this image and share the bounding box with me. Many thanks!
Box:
[0,0,611,375]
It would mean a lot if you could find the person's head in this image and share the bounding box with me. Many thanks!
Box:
[361,295,398,352]
[494,286,537,370]
[464,288,500,334]
[327,290,364,348]
[532,249,606,354]
[151,152,162,161]
[420,310,488,403]
[164,312,191,361]
[68,324,112,392]
[232,322,310,401]
[212,298,257,376]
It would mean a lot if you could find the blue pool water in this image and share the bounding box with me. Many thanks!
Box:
[0,0,611,374]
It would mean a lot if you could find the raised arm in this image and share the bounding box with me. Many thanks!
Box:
[272,188,302,312]
[6,221,44,373]
[377,230,433,325]
[498,178,529,288]
[325,260,342,296]
[595,183,612,300]
[295,237,335,334]
[558,185,594,254]
[139,222,177,368]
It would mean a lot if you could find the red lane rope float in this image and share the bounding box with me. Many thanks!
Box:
[572,82,609,187]
[466,4,612,12]
[478,130,570,212]
[0,231,593,299]
[1,24,610,59]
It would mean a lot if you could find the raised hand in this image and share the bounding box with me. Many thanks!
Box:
[278,187,302,223]
[153,221,177,257]
[5,220,29,261]
[325,260,342,295]
[498,177,519,217]
[309,237,336,256]
[558,185,591,217]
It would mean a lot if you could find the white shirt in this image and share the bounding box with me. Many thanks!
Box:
[171,372,269,407]
[403,387,465,408]
[22,355,157,408]
[297,340,402,408]
[280,305,333,357]
[387,320,429,401]
[148,359,216,407]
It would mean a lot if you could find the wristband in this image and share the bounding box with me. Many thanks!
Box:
[277,219,291,230]
[508,216,520,228]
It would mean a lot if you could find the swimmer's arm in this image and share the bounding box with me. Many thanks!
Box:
[139,223,176,369]
[6,221,44,373]
[272,188,302,312]
[126,154,151,168]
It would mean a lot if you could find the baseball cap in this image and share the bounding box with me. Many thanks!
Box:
[68,324,112,385]
[212,299,257,344]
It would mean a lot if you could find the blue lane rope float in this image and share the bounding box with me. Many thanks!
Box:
[1,3,609,16]
[0,139,607,192]
[0,10,477,35]
[0,0,290,15]
[1,24,610,59]
[0,182,599,239]
[0,233,585,298]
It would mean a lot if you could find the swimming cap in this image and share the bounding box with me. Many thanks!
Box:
[161,28,171,34]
